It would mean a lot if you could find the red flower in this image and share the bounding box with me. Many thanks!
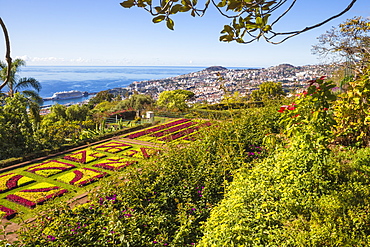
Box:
[278,105,289,113]
[323,108,328,111]
[287,105,296,111]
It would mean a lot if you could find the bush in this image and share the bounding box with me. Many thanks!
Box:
[199,146,370,246]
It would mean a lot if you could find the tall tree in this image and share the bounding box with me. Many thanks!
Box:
[120,0,357,44]
[312,17,370,72]
[0,93,36,159]
[112,94,154,111]
[0,59,43,123]
[250,81,286,101]
[157,90,194,111]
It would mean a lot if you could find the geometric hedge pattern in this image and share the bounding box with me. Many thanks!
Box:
[0,118,210,218]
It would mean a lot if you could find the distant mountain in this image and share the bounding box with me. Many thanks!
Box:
[203,66,228,72]
[271,64,296,69]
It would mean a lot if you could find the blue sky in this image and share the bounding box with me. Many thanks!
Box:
[0,0,368,68]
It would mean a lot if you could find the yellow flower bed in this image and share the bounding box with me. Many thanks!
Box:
[56,168,107,186]
[0,173,34,193]
[63,149,106,164]
[26,160,76,177]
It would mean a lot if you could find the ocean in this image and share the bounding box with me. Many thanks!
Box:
[17,66,247,106]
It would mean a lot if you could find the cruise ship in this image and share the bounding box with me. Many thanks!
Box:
[48,90,88,100]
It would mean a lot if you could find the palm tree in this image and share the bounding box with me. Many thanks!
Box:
[0,58,42,97]
[0,59,43,123]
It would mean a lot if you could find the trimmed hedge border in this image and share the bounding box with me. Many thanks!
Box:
[0,123,152,172]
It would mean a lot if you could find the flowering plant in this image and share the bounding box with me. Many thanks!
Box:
[63,149,106,164]
[125,118,190,139]
[6,182,68,208]
[122,147,160,159]
[56,168,108,186]
[26,160,76,177]
[0,204,17,219]
[279,76,337,150]
[93,157,138,171]
[0,173,34,192]
[92,141,132,153]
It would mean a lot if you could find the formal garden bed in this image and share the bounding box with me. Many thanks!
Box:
[0,173,35,193]
[93,157,138,171]
[91,141,133,153]
[0,118,210,220]
[6,182,68,208]
[55,168,108,186]
[26,160,76,177]
[63,150,107,164]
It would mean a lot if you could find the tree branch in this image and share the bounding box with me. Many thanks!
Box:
[268,0,357,44]
[0,17,12,91]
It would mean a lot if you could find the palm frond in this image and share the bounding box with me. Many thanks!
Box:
[12,59,26,73]
[16,77,42,92]
[0,61,6,69]
[22,90,44,105]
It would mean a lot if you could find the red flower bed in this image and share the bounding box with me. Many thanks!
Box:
[122,147,160,159]
[26,160,76,177]
[0,205,17,219]
[56,168,108,186]
[92,141,132,153]
[0,173,35,193]
[63,150,106,164]
[6,183,68,209]
[125,119,190,139]
[93,157,138,171]
[157,121,212,142]
[150,121,197,138]
[159,126,199,142]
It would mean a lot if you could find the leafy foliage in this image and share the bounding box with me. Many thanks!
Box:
[111,93,154,112]
[157,90,194,111]
[120,0,357,44]
[333,64,370,146]
[199,146,370,246]
[279,77,337,151]
[0,93,35,160]
[250,81,286,101]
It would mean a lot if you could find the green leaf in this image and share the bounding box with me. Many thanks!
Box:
[166,18,175,30]
[170,4,183,14]
[155,6,163,13]
[262,14,270,25]
[217,0,227,7]
[256,17,263,26]
[263,25,271,32]
[152,15,166,23]
[180,5,191,12]
[219,34,233,42]
[120,0,135,8]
